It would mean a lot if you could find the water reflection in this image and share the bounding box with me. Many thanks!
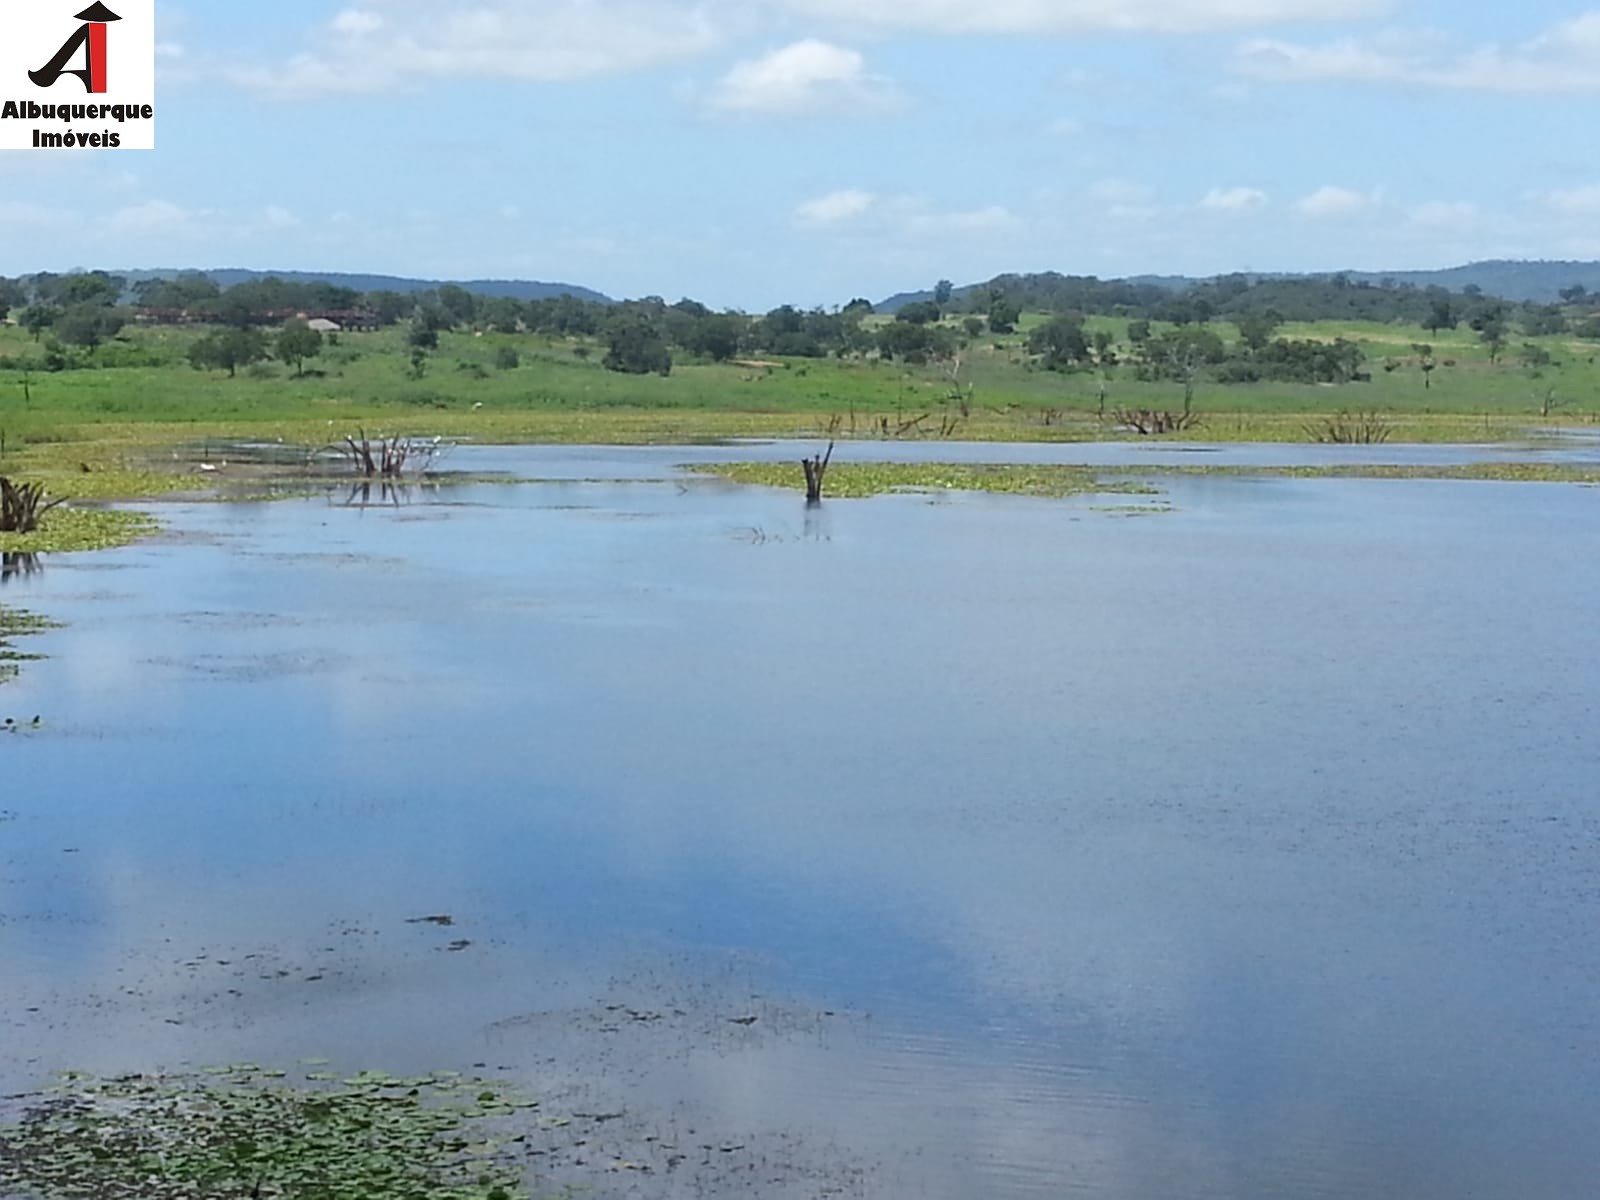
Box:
[338,480,412,509]
[801,500,832,541]
[1,552,41,583]
[2,457,1598,1200]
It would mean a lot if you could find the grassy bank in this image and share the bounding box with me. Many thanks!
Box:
[3,318,1597,445]
[0,312,1595,552]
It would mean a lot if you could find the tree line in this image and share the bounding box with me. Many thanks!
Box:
[7,267,1600,384]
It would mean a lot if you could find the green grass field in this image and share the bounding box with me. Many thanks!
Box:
[0,311,1594,553]
[0,315,1596,462]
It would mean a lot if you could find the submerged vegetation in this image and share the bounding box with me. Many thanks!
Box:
[695,458,1600,501]
[0,603,57,683]
[690,461,1160,500]
[0,1069,532,1200]
[0,507,158,554]
[1150,462,1600,484]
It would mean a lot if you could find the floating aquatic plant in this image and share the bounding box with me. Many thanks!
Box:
[0,1068,533,1200]
[0,508,158,554]
[687,461,1158,500]
[0,605,57,685]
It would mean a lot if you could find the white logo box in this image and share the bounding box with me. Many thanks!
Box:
[0,0,156,151]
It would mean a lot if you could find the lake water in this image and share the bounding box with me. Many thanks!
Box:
[3,443,1599,1198]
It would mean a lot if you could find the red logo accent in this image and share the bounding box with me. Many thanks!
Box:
[30,4,123,94]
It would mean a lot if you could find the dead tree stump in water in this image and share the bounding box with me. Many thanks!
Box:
[801,441,834,504]
[0,478,65,533]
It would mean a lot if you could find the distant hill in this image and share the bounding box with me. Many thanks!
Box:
[122,268,612,305]
[1340,261,1600,303]
[880,260,1600,311]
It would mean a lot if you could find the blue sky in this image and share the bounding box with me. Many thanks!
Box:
[4,0,1600,308]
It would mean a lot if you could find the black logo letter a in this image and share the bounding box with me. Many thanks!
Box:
[30,4,122,92]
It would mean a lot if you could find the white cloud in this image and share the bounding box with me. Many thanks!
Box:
[795,188,879,225]
[1407,200,1482,233]
[1201,186,1267,212]
[1295,185,1381,219]
[109,200,194,232]
[1238,12,1600,92]
[906,205,1017,236]
[235,1,722,97]
[263,206,299,229]
[331,9,385,36]
[1087,178,1158,220]
[0,202,68,229]
[794,189,1016,238]
[1544,184,1600,215]
[1089,178,1154,206]
[711,40,898,114]
[231,0,1404,100]
[780,0,1386,35]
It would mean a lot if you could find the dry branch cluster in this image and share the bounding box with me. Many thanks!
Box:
[337,431,441,477]
[0,478,64,534]
[1308,411,1393,444]
[1113,409,1203,435]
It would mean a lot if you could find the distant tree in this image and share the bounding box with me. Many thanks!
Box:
[0,278,24,322]
[686,314,743,362]
[1471,311,1508,364]
[133,272,220,311]
[18,304,59,341]
[275,320,324,377]
[495,345,520,370]
[1422,298,1456,333]
[435,284,477,328]
[408,321,440,352]
[1411,343,1435,389]
[896,300,942,326]
[876,321,953,364]
[1091,329,1117,367]
[54,304,125,350]
[479,296,524,333]
[1519,342,1553,371]
[987,296,1021,335]
[364,290,412,326]
[933,279,955,313]
[412,303,452,335]
[47,271,122,308]
[1236,311,1283,352]
[842,298,875,316]
[1558,284,1588,304]
[962,316,986,339]
[603,315,672,375]
[405,320,438,379]
[1126,318,1152,345]
[1155,296,1209,326]
[214,291,265,328]
[188,328,268,377]
[1027,314,1091,368]
[1521,305,1568,337]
